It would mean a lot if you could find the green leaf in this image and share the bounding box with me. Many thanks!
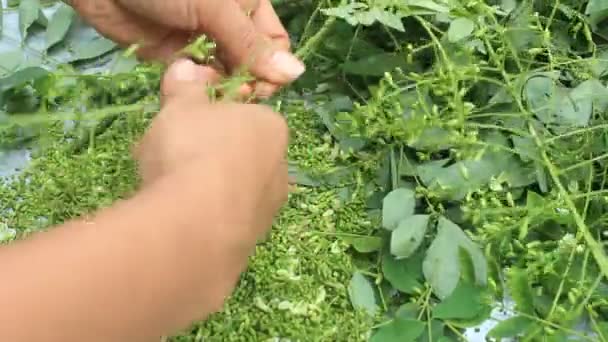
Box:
[0,66,49,92]
[507,267,536,315]
[0,51,25,75]
[0,224,16,242]
[369,8,404,32]
[487,316,534,339]
[45,4,75,50]
[390,215,429,258]
[423,217,487,299]
[505,2,542,53]
[382,249,423,294]
[288,164,321,187]
[382,188,416,230]
[344,236,383,253]
[69,37,118,62]
[418,140,535,201]
[110,54,140,74]
[19,0,40,40]
[447,17,475,42]
[348,272,378,316]
[342,53,415,77]
[370,318,425,342]
[523,74,563,124]
[0,0,3,37]
[556,79,608,127]
[432,283,485,320]
[419,320,446,342]
[407,127,456,151]
[35,8,48,28]
[404,0,450,13]
[586,0,608,29]
[395,303,419,319]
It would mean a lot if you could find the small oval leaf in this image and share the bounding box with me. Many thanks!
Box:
[382,188,416,230]
[19,0,40,40]
[348,271,379,316]
[390,215,430,258]
[46,4,75,50]
[448,17,475,42]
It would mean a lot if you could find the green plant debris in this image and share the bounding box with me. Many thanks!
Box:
[2,0,608,341]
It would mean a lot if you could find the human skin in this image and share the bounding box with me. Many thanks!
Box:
[0,60,290,341]
[68,0,305,98]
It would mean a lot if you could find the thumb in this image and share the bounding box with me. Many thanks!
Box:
[199,1,305,85]
[160,59,221,107]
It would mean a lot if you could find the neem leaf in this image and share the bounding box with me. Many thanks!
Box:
[46,4,75,50]
[382,250,423,294]
[348,272,379,316]
[382,188,416,230]
[19,0,40,40]
[423,217,487,299]
[390,215,429,258]
[448,17,475,42]
[369,318,425,342]
[432,283,485,320]
[487,316,534,339]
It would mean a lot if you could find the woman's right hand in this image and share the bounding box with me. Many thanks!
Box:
[135,59,289,283]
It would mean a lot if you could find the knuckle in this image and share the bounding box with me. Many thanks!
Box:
[183,1,203,31]
[241,29,260,57]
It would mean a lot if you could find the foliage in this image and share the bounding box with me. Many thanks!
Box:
[2,0,608,341]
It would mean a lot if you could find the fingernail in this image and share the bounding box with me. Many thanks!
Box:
[166,59,198,82]
[270,51,306,81]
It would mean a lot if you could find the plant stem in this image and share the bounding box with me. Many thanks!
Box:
[529,123,608,280]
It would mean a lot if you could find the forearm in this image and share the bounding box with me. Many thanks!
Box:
[0,164,248,341]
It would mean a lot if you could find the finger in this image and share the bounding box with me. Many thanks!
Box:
[160,59,221,107]
[250,0,290,51]
[197,0,305,85]
[137,31,193,62]
[247,0,291,98]
[253,81,280,99]
[208,59,255,101]
[235,0,260,14]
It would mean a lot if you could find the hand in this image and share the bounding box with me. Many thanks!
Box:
[70,0,305,97]
[135,58,289,270]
